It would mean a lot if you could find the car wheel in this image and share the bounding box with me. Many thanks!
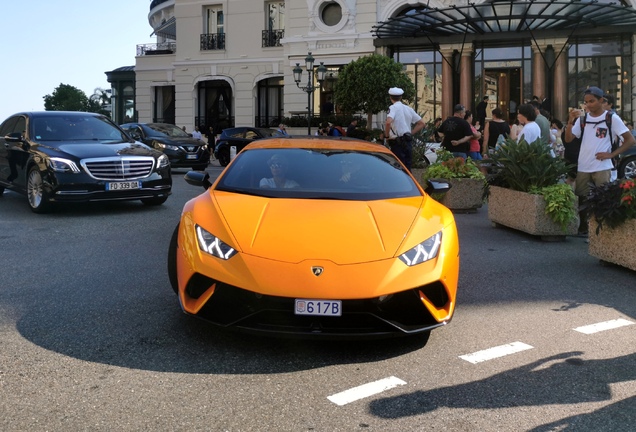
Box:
[141,195,169,206]
[27,167,52,213]
[618,156,636,179]
[167,223,179,294]
[218,148,231,167]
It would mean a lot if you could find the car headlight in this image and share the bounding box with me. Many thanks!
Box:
[157,154,170,169]
[49,157,80,173]
[156,142,179,151]
[399,231,442,266]
[196,225,238,260]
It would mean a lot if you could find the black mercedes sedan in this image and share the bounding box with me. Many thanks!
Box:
[0,111,172,213]
[120,122,210,170]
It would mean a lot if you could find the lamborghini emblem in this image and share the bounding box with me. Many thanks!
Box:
[312,266,324,276]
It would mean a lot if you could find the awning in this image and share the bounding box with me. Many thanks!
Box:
[372,0,636,40]
[151,16,176,39]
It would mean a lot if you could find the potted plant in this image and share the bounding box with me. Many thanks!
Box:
[487,137,579,240]
[585,178,636,271]
[421,149,486,212]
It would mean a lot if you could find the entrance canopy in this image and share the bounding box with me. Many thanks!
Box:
[151,16,176,39]
[373,0,636,40]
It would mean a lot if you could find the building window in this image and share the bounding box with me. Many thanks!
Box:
[256,77,284,127]
[320,2,342,27]
[202,6,225,50]
[154,86,175,124]
[263,2,285,47]
[394,51,443,123]
[568,38,632,121]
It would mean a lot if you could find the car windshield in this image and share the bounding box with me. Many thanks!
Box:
[146,124,191,138]
[31,114,129,143]
[215,148,421,200]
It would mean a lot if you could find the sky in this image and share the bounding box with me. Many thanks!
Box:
[0,1,155,122]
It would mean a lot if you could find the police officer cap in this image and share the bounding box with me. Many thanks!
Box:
[388,87,404,96]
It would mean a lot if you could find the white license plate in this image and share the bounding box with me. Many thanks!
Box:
[294,299,342,316]
[186,154,198,159]
[106,181,141,191]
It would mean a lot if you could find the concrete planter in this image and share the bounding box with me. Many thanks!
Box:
[488,186,579,240]
[588,218,636,271]
[438,178,485,213]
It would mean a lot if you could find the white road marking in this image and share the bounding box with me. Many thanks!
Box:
[574,318,635,334]
[327,376,407,406]
[459,341,534,364]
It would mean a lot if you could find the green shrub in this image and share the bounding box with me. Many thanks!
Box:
[488,137,571,192]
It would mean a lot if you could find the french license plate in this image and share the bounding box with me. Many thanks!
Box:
[106,181,141,191]
[294,299,342,316]
[186,154,198,159]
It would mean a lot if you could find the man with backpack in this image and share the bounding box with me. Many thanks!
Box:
[564,86,635,235]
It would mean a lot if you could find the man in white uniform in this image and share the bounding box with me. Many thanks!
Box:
[384,87,426,171]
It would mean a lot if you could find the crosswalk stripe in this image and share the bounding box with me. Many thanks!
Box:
[574,318,635,334]
[459,341,534,364]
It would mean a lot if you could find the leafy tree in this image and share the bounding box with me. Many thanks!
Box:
[89,87,112,115]
[333,54,415,129]
[43,83,95,112]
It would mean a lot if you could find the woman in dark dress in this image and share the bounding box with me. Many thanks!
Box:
[482,108,511,154]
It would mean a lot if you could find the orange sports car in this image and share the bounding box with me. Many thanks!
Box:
[168,137,459,339]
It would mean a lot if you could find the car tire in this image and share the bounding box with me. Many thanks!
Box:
[27,166,52,213]
[618,156,636,179]
[218,148,231,167]
[167,223,179,294]
[141,195,169,206]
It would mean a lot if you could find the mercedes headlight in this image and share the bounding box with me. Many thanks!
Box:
[157,154,170,169]
[49,157,80,173]
[399,232,442,266]
[196,225,237,260]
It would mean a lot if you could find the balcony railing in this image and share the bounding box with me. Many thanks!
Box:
[201,33,226,51]
[262,29,284,48]
[137,42,176,56]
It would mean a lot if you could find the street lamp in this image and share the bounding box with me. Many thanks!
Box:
[293,52,327,135]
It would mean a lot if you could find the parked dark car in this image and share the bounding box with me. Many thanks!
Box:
[0,111,172,213]
[120,122,210,170]
[618,145,636,179]
[214,127,284,166]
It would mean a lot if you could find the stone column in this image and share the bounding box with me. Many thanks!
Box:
[440,47,455,118]
[532,45,546,102]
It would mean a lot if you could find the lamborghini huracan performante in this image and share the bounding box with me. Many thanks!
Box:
[168,137,460,339]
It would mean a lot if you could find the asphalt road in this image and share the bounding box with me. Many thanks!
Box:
[1,165,635,431]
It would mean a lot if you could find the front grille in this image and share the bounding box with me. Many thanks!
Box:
[81,157,155,180]
[186,278,441,338]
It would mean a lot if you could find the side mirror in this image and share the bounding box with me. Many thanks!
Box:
[5,132,24,143]
[130,131,141,140]
[425,179,452,195]
[184,170,212,190]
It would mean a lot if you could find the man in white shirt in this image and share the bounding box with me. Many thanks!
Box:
[384,87,426,171]
[191,126,203,140]
[565,86,635,234]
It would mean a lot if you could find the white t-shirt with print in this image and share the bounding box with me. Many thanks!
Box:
[571,111,628,173]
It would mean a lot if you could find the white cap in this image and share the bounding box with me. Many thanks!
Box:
[388,87,404,96]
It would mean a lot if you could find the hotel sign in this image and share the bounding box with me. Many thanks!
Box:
[484,61,522,68]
